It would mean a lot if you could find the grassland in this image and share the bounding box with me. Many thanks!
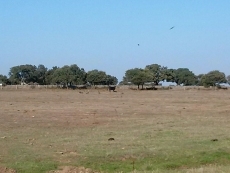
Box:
[0,88,230,173]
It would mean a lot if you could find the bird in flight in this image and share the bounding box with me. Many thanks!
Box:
[170,26,175,30]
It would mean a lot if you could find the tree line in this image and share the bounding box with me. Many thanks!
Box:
[0,63,230,88]
[122,64,230,89]
[0,64,118,86]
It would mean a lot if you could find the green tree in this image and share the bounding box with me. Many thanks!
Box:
[106,75,118,85]
[123,68,142,84]
[174,68,197,86]
[145,64,167,85]
[0,74,10,85]
[123,68,152,89]
[164,69,176,83]
[8,66,22,84]
[45,66,59,84]
[87,70,107,85]
[35,64,48,85]
[52,64,86,87]
[9,65,37,84]
[69,64,87,85]
[196,74,205,86]
[202,70,227,87]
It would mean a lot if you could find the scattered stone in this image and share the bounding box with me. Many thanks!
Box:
[211,139,218,141]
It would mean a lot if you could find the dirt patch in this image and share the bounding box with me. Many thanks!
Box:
[0,167,16,173]
[48,166,99,173]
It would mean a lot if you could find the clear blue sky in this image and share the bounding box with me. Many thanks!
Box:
[1,0,230,82]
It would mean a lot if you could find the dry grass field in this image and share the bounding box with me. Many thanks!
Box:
[1,88,230,173]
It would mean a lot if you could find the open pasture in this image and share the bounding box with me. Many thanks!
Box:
[0,89,230,173]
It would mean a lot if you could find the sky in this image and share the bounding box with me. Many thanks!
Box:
[1,0,230,82]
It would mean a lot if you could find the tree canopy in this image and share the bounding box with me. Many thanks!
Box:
[145,64,167,85]
[35,64,48,85]
[164,69,176,83]
[5,64,118,86]
[1,63,229,89]
[87,70,118,85]
[9,65,37,84]
[123,68,152,89]
[45,66,59,85]
[52,64,87,86]
[201,70,227,87]
[0,75,10,85]
[174,68,197,86]
[106,75,118,85]
[123,66,199,88]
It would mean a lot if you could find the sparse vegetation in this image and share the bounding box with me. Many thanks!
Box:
[1,89,230,172]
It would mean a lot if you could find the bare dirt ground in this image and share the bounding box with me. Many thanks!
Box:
[0,167,16,173]
[0,88,230,173]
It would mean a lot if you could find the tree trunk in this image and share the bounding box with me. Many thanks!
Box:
[138,85,140,89]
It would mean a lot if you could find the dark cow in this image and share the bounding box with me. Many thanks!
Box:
[108,86,116,92]
[108,138,115,141]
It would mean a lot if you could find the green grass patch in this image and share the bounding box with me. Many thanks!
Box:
[4,144,57,173]
[75,148,230,172]
[8,160,57,173]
